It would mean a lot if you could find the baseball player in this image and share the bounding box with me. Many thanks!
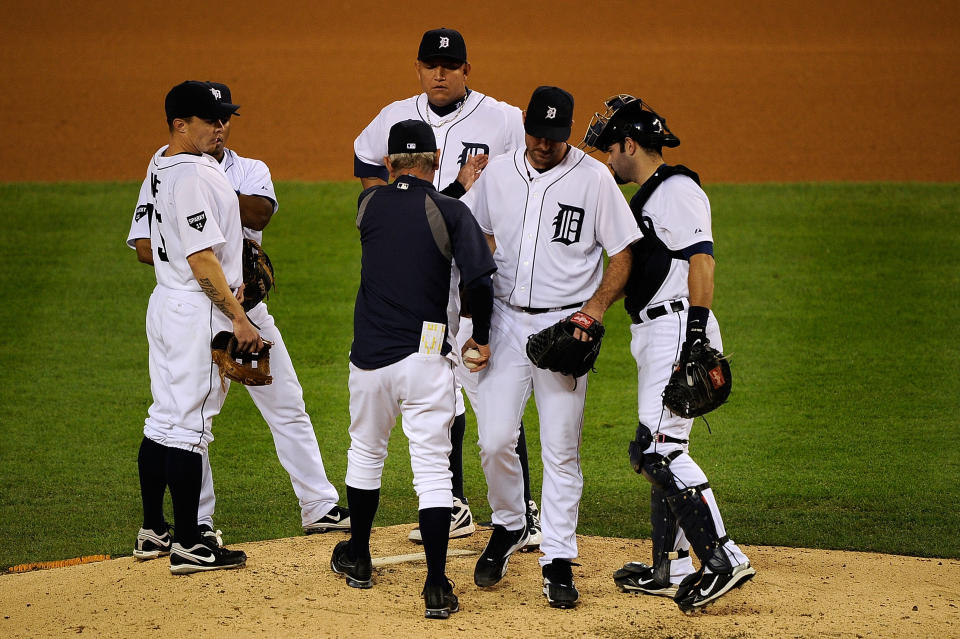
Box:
[129,82,348,557]
[134,81,256,574]
[354,27,542,548]
[581,95,755,611]
[462,86,642,608]
[331,120,496,619]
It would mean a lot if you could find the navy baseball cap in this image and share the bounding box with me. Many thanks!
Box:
[418,28,467,63]
[165,81,240,121]
[525,86,574,141]
[206,81,232,105]
[387,120,437,154]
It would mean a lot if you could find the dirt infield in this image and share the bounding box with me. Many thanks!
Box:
[1,1,958,182]
[2,2,959,637]
[2,525,958,638]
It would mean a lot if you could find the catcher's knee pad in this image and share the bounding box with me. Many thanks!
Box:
[665,484,732,573]
[628,421,654,473]
[641,449,683,490]
[650,484,689,585]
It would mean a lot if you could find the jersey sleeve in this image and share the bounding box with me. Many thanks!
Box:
[354,105,392,175]
[235,158,278,213]
[504,105,525,154]
[173,173,227,258]
[126,176,153,248]
[656,177,714,250]
[594,169,642,256]
[443,199,496,287]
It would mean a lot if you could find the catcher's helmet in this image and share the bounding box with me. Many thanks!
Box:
[580,94,679,151]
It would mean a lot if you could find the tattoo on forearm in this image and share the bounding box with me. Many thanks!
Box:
[197,277,236,320]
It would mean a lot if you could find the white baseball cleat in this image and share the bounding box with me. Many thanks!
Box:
[409,496,476,542]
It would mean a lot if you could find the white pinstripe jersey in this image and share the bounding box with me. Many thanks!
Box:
[140,147,243,291]
[354,90,525,189]
[128,146,278,248]
[463,145,642,308]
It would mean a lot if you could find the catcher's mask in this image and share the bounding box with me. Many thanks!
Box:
[579,94,679,152]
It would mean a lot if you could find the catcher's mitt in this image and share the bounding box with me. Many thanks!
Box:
[662,341,731,418]
[242,238,275,311]
[526,311,605,378]
[211,331,273,390]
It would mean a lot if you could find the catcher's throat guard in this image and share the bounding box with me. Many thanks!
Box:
[211,330,274,389]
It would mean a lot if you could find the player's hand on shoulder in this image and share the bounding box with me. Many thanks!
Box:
[456,154,489,191]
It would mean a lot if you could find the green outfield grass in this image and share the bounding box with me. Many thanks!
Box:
[0,181,957,568]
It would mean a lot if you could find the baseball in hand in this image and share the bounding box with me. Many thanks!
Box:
[464,348,481,369]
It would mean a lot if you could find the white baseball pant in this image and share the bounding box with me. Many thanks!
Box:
[631,307,749,570]
[143,286,231,454]
[197,301,340,527]
[345,353,456,510]
[477,300,587,566]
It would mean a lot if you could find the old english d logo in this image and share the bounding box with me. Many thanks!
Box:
[458,142,489,166]
[187,211,207,232]
[551,203,584,245]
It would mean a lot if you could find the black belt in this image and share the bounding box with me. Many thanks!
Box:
[630,300,686,324]
[654,433,688,445]
[513,301,582,315]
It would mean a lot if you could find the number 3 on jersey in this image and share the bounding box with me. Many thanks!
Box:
[150,172,170,263]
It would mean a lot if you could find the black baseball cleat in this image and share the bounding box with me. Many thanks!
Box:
[133,522,173,560]
[422,578,459,619]
[169,541,246,575]
[198,525,224,549]
[613,561,679,597]
[303,505,351,534]
[474,523,528,587]
[330,540,373,589]
[676,563,756,612]
[542,559,580,609]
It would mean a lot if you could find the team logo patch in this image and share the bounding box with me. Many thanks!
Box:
[551,203,585,245]
[398,183,409,190]
[546,106,557,119]
[187,211,207,231]
[210,87,222,100]
[406,142,417,150]
[458,142,489,166]
[708,366,726,389]
[134,203,153,222]
[439,36,450,48]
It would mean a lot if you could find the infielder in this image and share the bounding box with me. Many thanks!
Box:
[332,120,496,619]
[463,86,642,608]
[129,82,348,558]
[582,95,755,611]
[354,27,541,547]
[134,81,254,573]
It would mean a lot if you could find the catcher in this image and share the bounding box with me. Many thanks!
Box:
[580,95,754,612]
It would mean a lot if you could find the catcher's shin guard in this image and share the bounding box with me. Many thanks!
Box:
[665,484,732,573]
[650,484,688,585]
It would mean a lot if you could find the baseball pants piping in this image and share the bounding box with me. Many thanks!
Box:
[197,301,341,527]
[143,286,230,454]
[631,307,748,569]
[478,301,586,565]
